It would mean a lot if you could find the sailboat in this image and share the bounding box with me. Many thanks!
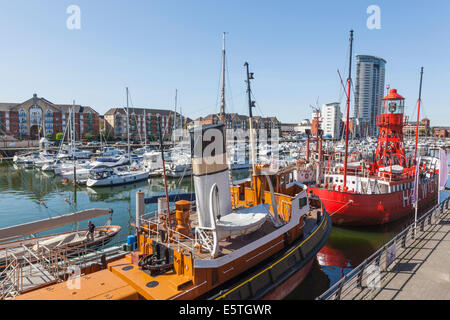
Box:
[86,88,149,187]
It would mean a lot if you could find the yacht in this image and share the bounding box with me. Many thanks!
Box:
[86,167,149,187]
[57,146,91,160]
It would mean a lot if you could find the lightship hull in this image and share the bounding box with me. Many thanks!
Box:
[309,175,438,226]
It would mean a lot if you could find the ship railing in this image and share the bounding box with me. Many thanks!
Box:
[0,253,21,299]
[0,245,57,299]
[38,235,127,276]
[140,214,198,254]
[316,196,450,300]
[0,235,128,299]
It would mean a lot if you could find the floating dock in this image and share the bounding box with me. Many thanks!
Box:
[318,197,450,300]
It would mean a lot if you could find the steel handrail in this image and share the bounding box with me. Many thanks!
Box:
[317,197,449,300]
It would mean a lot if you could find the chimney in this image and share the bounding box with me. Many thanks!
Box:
[189,123,231,229]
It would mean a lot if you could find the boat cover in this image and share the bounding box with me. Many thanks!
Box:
[216,204,269,239]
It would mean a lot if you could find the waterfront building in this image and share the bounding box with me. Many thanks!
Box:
[432,126,450,138]
[295,119,312,134]
[195,113,280,132]
[321,102,342,139]
[353,55,387,137]
[403,118,431,137]
[104,107,184,142]
[280,123,297,137]
[0,94,99,140]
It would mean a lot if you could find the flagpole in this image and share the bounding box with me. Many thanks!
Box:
[414,156,420,238]
[438,153,441,205]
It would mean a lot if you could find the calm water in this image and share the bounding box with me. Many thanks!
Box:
[0,161,448,299]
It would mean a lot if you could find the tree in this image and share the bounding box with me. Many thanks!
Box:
[84,132,95,141]
[419,129,427,136]
[55,132,64,141]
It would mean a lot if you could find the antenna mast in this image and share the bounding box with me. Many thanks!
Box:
[244,62,256,174]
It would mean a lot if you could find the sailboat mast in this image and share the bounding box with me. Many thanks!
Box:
[174,89,178,144]
[126,87,130,159]
[343,30,354,191]
[414,67,424,162]
[70,100,75,150]
[220,32,226,124]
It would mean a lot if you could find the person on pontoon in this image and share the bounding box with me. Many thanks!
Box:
[87,221,96,242]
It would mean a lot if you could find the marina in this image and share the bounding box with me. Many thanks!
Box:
[0,1,449,306]
[0,145,448,300]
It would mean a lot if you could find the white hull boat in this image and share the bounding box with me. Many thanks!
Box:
[86,168,149,187]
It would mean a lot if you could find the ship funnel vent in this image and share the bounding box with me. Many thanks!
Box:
[189,124,232,229]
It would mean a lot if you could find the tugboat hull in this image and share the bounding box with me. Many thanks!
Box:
[211,213,331,300]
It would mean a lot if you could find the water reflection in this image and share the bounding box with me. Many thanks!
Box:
[0,164,250,245]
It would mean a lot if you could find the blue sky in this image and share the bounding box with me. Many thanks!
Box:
[0,0,449,125]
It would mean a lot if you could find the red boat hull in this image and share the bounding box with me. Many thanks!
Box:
[309,175,438,226]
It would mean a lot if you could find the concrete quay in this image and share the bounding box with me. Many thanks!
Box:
[344,200,450,300]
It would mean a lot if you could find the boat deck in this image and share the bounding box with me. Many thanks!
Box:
[144,205,320,260]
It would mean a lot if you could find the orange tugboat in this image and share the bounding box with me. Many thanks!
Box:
[13,62,330,301]
[13,122,330,300]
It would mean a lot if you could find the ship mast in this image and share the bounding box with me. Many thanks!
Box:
[157,114,172,233]
[413,67,424,162]
[244,62,256,174]
[220,32,227,124]
[343,30,354,191]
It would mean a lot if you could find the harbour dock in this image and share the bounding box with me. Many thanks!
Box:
[317,197,450,300]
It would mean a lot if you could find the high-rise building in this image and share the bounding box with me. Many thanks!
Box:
[354,55,386,137]
[321,102,342,138]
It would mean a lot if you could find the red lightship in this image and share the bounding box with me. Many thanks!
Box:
[309,38,439,226]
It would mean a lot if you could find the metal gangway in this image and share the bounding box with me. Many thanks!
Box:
[0,236,127,300]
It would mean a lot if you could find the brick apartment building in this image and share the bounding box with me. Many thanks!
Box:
[0,94,99,140]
